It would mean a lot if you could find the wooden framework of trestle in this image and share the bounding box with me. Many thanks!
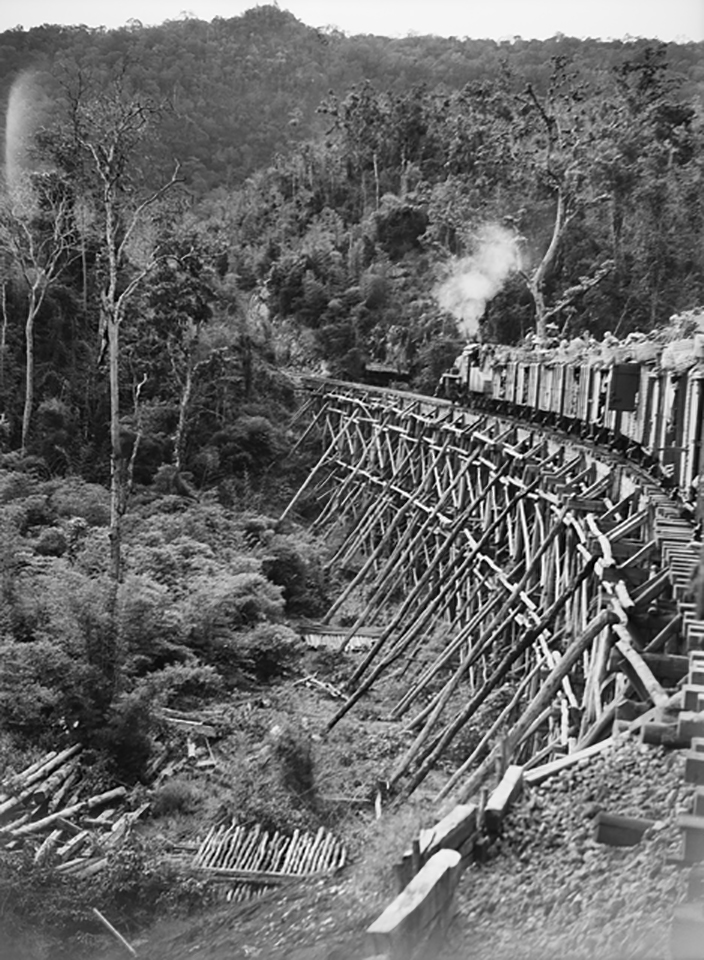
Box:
[282,380,692,802]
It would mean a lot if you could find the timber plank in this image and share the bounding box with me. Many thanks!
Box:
[366,849,462,959]
[684,752,704,786]
[485,766,523,833]
[671,903,704,960]
[594,812,655,847]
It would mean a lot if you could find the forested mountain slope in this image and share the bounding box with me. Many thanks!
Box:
[1,6,702,191]
[1,5,703,483]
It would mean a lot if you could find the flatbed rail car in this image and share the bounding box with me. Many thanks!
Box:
[439,341,704,502]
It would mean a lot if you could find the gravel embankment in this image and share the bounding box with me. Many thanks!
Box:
[438,738,693,960]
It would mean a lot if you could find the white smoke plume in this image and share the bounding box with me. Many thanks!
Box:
[4,70,52,207]
[435,224,522,339]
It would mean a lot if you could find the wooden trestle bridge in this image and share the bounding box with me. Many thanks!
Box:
[282,378,701,804]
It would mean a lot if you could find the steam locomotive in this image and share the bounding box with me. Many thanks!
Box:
[439,325,704,505]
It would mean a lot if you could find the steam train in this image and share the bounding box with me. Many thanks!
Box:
[439,326,704,506]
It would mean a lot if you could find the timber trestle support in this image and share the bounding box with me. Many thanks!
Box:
[283,378,703,803]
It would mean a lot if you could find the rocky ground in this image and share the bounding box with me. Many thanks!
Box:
[438,738,691,960]
[91,735,692,960]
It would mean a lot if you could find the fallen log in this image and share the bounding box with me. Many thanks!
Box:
[31,760,80,805]
[13,745,81,791]
[156,715,217,738]
[3,751,58,790]
[9,787,127,837]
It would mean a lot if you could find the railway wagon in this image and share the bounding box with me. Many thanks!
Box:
[441,332,704,502]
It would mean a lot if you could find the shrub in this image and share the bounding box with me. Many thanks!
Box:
[151,778,204,818]
[235,624,303,680]
[261,533,328,616]
[186,571,285,651]
[15,494,56,533]
[0,469,40,504]
[89,693,154,784]
[133,661,223,707]
[49,478,110,526]
[212,415,282,473]
[119,573,187,674]
[34,527,67,557]
[0,637,93,741]
[125,535,218,591]
[270,720,316,802]
[224,721,318,834]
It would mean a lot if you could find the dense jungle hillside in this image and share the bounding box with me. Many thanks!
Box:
[0,6,704,957]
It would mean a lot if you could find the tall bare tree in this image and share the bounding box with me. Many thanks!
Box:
[516,63,612,337]
[67,82,181,584]
[0,174,75,453]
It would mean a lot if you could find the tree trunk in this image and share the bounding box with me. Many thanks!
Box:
[0,282,8,420]
[529,188,567,339]
[174,361,193,473]
[108,312,122,584]
[21,296,37,457]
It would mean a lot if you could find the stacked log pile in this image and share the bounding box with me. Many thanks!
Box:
[0,745,148,877]
[167,822,347,902]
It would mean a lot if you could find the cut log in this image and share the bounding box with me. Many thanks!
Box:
[34,828,63,865]
[31,760,80,805]
[9,787,127,836]
[16,745,81,790]
[55,829,90,861]
[4,751,58,788]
